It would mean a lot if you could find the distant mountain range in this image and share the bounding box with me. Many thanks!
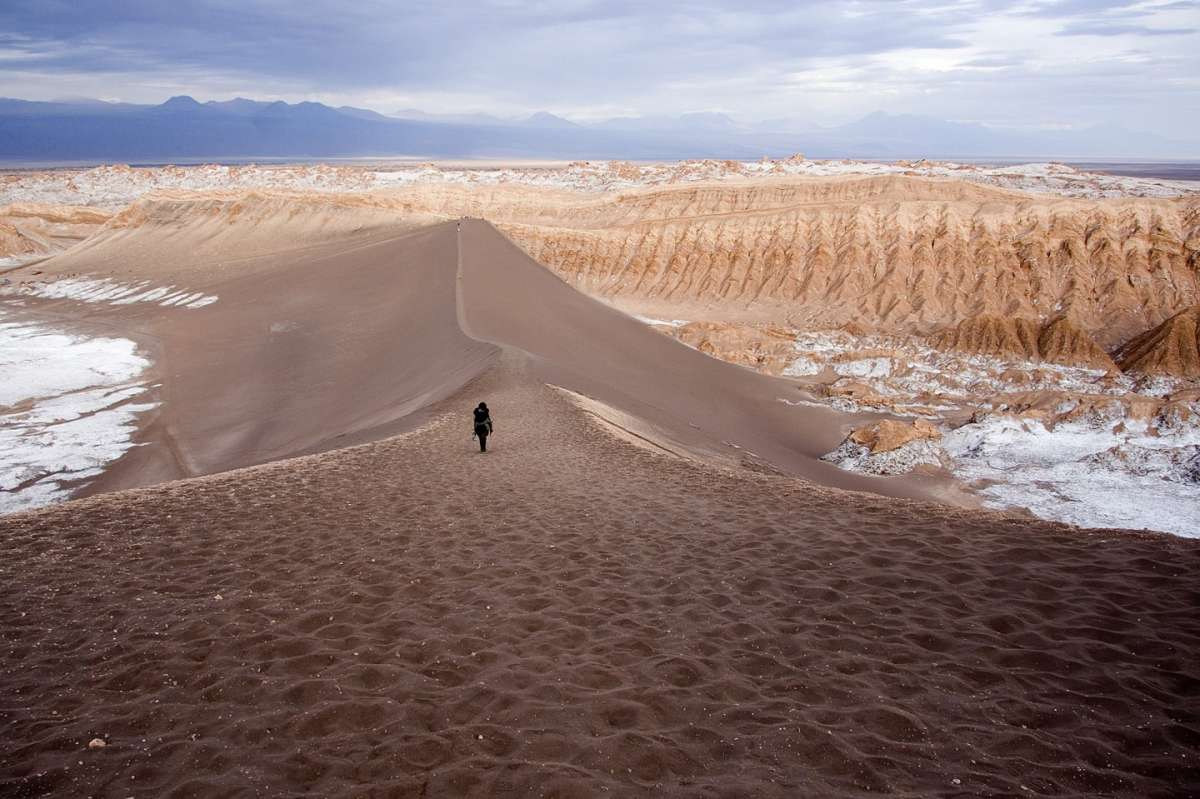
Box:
[0,96,1194,163]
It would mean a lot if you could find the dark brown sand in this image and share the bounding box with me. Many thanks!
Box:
[1,220,1198,797]
[3,350,1199,797]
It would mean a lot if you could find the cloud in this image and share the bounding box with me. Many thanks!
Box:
[1055,21,1195,35]
[1019,0,1150,17]
[958,53,1024,67]
[0,2,991,92]
[0,1,1195,138]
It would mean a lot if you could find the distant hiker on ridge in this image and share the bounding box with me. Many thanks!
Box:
[472,402,493,452]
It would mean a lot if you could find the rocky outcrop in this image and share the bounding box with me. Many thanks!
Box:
[930,316,1042,361]
[929,315,1117,370]
[665,322,798,374]
[849,419,942,453]
[823,419,947,475]
[0,203,112,260]
[1037,317,1118,371]
[1116,306,1200,379]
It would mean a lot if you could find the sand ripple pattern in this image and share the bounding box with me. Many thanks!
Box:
[1,355,1198,797]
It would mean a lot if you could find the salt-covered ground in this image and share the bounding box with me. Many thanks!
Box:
[1,158,1195,210]
[0,255,43,273]
[0,311,156,513]
[0,276,218,309]
[780,330,1200,537]
[784,330,1169,408]
[943,416,1198,537]
[634,315,689,328]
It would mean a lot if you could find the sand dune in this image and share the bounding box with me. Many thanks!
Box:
[5,211,947,503]
[92,224,498,492]
[458,221,947,499]
[3,178,1197,532]
[1,203,1198,796]
[2,331,1197,797]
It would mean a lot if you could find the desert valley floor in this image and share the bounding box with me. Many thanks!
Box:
[1,162,1199,797]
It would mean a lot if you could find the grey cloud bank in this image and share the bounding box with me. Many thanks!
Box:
[0,0,1196,150]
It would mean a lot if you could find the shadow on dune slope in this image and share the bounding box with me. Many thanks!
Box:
[458,219,944,501]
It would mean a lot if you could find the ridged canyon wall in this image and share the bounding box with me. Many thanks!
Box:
[481,178,1200,347]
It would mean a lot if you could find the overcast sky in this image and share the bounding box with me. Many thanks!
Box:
[0,1,1196,135]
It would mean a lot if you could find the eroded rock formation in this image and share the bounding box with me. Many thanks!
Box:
[1116,306,1200,379]
[930,315,1116,370]
[665,322,799,373]
[849,419,942,454]
[0,203,112,261]
[498,179,1199,347]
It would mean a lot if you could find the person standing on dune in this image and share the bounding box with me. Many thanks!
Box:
[472,402,493,452]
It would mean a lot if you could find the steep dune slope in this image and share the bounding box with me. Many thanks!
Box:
[458,220,944,501]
